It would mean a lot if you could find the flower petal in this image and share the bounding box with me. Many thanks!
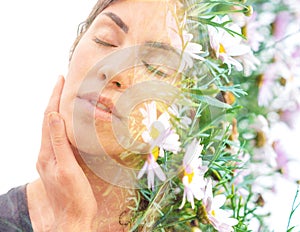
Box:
[152,162,166,181]
[213,194,226,209]
[147,168,155,190]
[137,162,148,179]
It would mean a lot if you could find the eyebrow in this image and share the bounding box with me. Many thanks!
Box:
[144,41,179,55]
[103,12,129,33]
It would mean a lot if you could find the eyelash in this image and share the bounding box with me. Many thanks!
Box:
[94,37,117,48]
[142,60,169,78]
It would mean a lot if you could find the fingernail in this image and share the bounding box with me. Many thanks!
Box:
[48,112,62,125]
[57,75,65,83]
[57,75,63,83]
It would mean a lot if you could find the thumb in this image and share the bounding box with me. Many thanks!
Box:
[48,112,77,167]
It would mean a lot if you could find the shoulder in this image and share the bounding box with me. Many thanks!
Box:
[0,185,33,232]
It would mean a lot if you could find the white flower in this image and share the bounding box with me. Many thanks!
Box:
[180,31,205,70]
[236,51,260,76]
[137,147,166,190]
[257,62,290,107]
[166,10,204,71]
[179,139,207,209]
[140,101,181,155]
[203,179,238,232]
[168,104,192,129]
[231,11,265,52]
[233,153,251,196]
[208,16,251,73]
[250,115,277,166]
[138,101,181,189]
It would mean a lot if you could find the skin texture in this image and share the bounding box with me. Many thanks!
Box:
[27,0,181,231]
[32,77,98,231]
[60,0,176,158]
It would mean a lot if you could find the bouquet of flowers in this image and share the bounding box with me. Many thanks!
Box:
[118,0,300,231]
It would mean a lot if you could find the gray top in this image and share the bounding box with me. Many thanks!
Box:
[0,185,33,232]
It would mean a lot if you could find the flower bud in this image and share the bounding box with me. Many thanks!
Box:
[197,204,210,224]
[243,5,253,16]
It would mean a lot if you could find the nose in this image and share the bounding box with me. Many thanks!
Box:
[99,64,152,92]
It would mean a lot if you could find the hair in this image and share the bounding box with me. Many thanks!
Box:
[69,0,117,61]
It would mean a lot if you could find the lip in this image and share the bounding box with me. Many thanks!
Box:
[77,92,118,122]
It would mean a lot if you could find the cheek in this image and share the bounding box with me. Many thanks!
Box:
[59,38,102,148]
[68,41,96,81]
[128,103,147,142]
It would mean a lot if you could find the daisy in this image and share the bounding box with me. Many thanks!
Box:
[202,179,238,232]
[140,101,181,155]
[273,140,290,178]
[208,15,251,73]
[137,101,181,189]
[273,11,292,40]
[168,103,192,129]
[179,31,205,70]
[179,139,208,209]
[257,61,290,107]
[137,147,167,190]
[166,10,204,71]
[250,115,276,166]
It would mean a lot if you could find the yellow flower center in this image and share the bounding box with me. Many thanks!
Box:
[150,126,160,140]
[242,25,247,38]
[256,131,267,148]
[257,74,264,88]
[197,204,210,224]
[219,43,226,53]
[151,146,160,161]
[211,209,216,217]
[184,170,194,183]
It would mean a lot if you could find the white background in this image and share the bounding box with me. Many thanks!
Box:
[0,1,299,231]
[0,0,96,192]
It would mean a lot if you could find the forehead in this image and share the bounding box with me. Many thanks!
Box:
[99,0,176,41]
[106,0,171,14]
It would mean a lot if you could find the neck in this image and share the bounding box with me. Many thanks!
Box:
[28,147,137,232]
[73,147,137,230]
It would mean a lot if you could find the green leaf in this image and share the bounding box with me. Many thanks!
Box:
[287,226,296,232]
[182,87,219,96]
[195,95,232,109]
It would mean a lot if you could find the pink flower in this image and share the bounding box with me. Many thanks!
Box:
[273,11,292,39]
[273,140,290,178]
[203,180,238,232]
[244,12,265,52]
[233,153,251,196]
[257,65,277,107]
[280,105,300,129]
[138,101,181,190]
[137,148,167,190]
[140,101,181,155]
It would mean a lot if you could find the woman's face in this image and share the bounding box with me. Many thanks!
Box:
[60,0,181,161]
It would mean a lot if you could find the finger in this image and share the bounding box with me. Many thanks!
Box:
[45,75,65,115]
[38,76,65,168]
[48,112,78,168]
[40,76,65,151]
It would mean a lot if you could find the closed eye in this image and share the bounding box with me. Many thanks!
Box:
[142,60,169,78]
[94,37,118,48]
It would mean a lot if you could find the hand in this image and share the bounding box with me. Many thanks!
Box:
[36,76,98,231]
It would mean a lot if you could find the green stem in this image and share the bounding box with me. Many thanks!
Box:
[286,186,300,231]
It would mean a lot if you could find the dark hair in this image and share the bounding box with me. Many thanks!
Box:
[69,0,117,60]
